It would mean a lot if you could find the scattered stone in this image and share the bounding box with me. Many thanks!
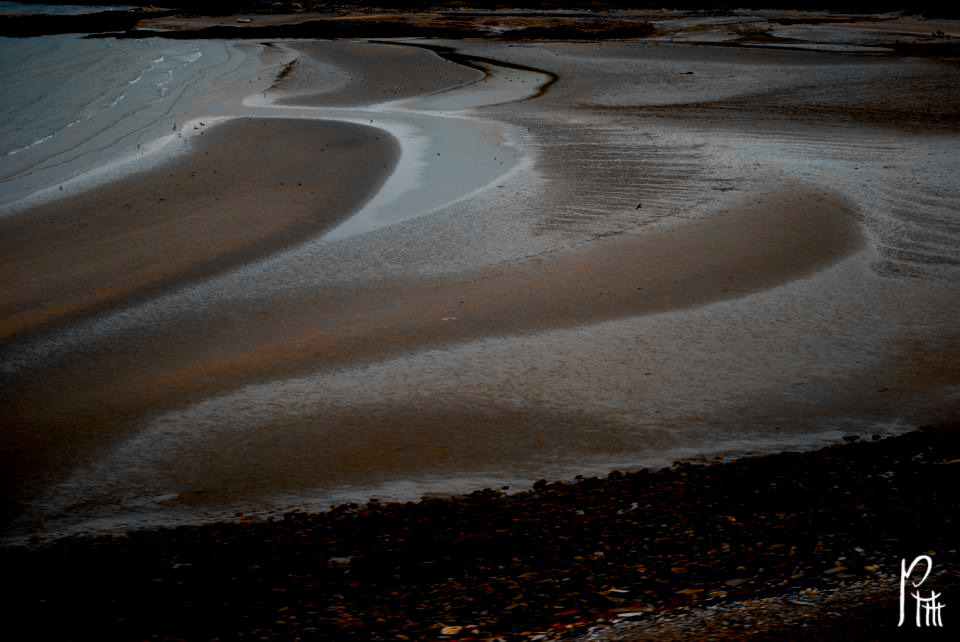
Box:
[2,424,957,641]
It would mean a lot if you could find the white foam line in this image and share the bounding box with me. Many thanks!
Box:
[5,132,55,156]
[1,116,230,215]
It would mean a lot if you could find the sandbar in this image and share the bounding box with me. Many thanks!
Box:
[0,187,862,523]
[0,118,398,341]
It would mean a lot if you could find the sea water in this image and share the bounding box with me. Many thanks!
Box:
[0,34,255,210]
[0,2,134,15]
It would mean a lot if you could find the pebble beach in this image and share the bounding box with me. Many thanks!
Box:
[3,424,958,640]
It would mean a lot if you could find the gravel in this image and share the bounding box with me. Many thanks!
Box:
[3,423,958,640]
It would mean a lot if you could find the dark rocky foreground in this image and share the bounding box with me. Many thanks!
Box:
[3,424,958,641]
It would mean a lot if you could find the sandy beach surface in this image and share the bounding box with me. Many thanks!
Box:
[0,118,399,341]
[2,15,960,557]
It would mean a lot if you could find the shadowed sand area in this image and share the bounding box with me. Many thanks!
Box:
[0,187,862,520]
[0,118,399,341]
[94,188,861,390]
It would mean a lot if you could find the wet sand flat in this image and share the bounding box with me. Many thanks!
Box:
[3,34,960,541]
[2,17,960,640]
[275,40,482,107]
[0,188,861,516]
[92,188,862,392]
[0,118,398,340]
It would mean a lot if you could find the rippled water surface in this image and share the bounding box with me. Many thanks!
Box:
[0,35,239,208]
[0,1,132,15]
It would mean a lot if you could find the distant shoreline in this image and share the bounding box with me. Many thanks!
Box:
[4,6,958,60]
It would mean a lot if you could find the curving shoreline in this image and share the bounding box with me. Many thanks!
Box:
[3,30,960,602]
[0,186,866,544]
[1,38,540,535]
[3,424,958,640]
